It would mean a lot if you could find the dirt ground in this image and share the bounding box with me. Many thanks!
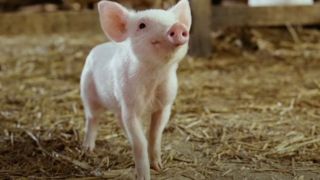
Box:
[1,28,320,180]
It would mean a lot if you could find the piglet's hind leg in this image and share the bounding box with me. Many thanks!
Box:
[81,71,102,152]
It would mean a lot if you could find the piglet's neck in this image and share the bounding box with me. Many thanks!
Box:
[120,41,176,79]
[129,57,175,83]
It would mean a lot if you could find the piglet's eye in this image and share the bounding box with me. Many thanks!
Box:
[139,23,146,29]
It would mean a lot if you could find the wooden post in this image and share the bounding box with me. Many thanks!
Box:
[190,0,212,57]
[211,5,320,28]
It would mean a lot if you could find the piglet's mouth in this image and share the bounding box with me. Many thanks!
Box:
[151,40,161,45]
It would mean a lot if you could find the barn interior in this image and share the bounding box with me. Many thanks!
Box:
[1,0,320,179]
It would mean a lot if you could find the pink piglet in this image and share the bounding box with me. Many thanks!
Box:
[80,0,192,179]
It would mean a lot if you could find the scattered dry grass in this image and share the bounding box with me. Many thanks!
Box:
[1,28,320,179]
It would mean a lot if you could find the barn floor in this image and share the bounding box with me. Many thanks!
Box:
[1,28,320,180]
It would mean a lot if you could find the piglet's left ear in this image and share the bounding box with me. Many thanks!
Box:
[169,0,192,30]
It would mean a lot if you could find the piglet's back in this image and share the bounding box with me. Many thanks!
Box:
[86,42,118,70]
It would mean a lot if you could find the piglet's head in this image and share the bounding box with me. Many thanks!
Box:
[98,0,192,63]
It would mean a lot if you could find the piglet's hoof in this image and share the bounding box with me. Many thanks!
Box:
[151,160,163,171]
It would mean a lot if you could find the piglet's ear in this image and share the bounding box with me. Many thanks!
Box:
[98,0,129,42]
[169,0,192,30]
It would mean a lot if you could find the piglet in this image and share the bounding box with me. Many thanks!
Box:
[80,0,191,179]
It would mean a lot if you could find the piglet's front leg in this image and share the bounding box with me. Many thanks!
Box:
[148,74,178,171]
[148,105,172,171]
[122,108,150,180]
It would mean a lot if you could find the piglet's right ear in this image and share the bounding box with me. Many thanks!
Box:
[98,0,129,42]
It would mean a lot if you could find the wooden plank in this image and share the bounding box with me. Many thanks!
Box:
[212,5,320,28]
[190,0,212,57]
[0,11,100,34]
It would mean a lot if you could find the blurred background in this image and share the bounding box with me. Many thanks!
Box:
[0,0,319,11]
[1,0,320,179]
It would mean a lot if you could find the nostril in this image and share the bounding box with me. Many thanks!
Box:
[182,31,188,37]
[170,32,175,37]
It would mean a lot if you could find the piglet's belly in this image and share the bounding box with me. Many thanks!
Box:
[101,95,119,112]
[94,82,119,112]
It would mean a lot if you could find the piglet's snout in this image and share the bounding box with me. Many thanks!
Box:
[167,23,189,46]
